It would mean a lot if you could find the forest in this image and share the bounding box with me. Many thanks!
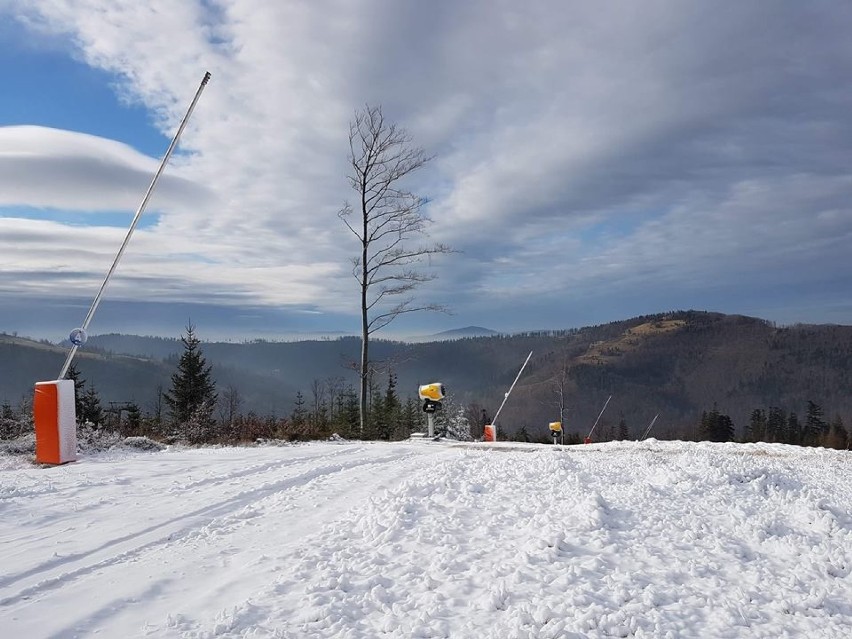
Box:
[1,310,850,449]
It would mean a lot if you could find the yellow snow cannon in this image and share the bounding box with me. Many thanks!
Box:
[418,383,445,401]
[549,421,562,433]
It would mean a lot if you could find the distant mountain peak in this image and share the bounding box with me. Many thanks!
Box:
[429,326,498,339]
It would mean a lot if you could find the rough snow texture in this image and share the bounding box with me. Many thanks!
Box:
[1,440,850,638]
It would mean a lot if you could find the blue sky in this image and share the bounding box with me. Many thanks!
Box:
[2,1,852,342]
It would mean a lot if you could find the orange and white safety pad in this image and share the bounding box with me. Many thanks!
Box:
[33,379,77,465]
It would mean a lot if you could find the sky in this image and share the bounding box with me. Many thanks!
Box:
[2,439,850,637]
[1,1,852,342]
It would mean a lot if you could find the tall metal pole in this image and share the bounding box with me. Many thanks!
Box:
[641,413,659,441]
[586,394,612,441]
[58,71,212,379]
[490,351,533,439]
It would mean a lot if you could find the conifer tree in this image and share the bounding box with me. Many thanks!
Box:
[124,402,142,436]
[785,411,801,445]
[617,417,629,440]
[804,400,826,446]
[291,391,307,427]
[699,406,734,442]
[747,408,767,442]
[337,386,361,438]
[766,407,786,443]
[400,396,421,438]
[383,371,401,438]
[66,364,86,422]
[79,383,103,427]
[164,324,217,429]
[827,415,848,449]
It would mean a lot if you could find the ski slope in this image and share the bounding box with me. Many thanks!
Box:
[1,439,850,638]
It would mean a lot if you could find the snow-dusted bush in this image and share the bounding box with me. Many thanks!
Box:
[0,433,35,456]
[77,424,123,453]
[0,415,31,441]
[116,436,166,452]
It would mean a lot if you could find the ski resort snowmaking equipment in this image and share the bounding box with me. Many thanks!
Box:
[419,383,445,437]
[486,351,533,443]
[33,72,212,465]
[640,413,659,441]
[549,421,563,444]
[584,394,612,444]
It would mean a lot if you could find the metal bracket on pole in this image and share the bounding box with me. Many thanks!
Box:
[58,71,212,380]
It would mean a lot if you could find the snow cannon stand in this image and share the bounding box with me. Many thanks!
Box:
[549,421,563,444]
[419,383,445,438]
[483,424,496,442]
[33,379,77,465]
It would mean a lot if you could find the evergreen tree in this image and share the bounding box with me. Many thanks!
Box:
[337,386,361,438]
[369,385,387,440]
[291,391,307,426]
[444,398,472,441]
[0,399,22,439]
[699,406,734,442]
[163,324,217,431]
[766,406,786,443]
[804,400,826,446]
[66,364,86,422]
[79,383,103,427]
[124,402,142,436]
[747,408,767,442]
[399,396,422,438]
[784,411,801,445]
[827,415,848,450]
[512,425,532,442]
[617,417,629,441]
[381,371,401,439]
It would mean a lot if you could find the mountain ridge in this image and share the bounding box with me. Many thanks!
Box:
[3,310,851,436]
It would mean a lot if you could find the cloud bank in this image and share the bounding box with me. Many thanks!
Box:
[1,0,851,337]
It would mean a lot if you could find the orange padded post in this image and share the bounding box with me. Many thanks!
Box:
[34,380,77,464]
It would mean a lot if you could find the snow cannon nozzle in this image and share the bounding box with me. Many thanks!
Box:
[418,383,445,401]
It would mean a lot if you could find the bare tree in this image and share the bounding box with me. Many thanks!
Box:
[325,376,345,419]
[219,385,243,432]
[339,104,451,433]
[310,378,327,426]
[552,357,570,428]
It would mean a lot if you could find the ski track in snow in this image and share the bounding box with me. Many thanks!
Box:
[0,440,850,638]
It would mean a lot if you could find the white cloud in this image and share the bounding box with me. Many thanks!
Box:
[2,0,852,334]
[0,125,211,210]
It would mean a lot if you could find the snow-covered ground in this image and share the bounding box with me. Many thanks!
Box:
[1,439,850,638]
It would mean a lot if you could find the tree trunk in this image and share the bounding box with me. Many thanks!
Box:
[360,214,369,435]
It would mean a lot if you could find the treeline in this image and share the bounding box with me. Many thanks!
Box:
[0,325,455,446]
[3,313,852,451]
[500,401,848,450]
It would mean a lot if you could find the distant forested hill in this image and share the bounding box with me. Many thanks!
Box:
[3,311,851,438]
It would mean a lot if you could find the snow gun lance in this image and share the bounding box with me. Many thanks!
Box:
[58,71,212,380]
[585,394,612,444]
[641,413,659,441]
[486,351,532,442]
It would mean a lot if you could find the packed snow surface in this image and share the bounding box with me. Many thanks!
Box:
[1,439,850,638]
